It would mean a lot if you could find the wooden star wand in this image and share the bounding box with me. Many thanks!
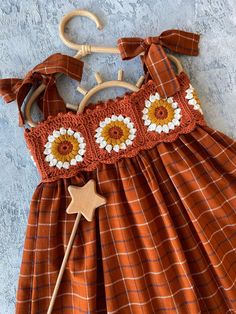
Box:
[47,179,106,314]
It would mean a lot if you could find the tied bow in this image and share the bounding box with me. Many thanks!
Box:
[118,29,200,98]
[0,53,84,126]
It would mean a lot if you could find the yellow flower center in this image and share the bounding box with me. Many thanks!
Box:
[148,100,175,125]
[101,121,130,145]
[193,90,201,107]
[51,134,79,162]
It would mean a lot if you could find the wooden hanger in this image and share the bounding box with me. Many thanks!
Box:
[60,9,183,113]
[24,9,183,127]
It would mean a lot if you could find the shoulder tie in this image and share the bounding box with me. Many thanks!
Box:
[0,53,84,126]
[117,29,200,98]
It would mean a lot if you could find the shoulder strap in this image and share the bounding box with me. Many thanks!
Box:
[117,30,200,98]
[0,53,84,126]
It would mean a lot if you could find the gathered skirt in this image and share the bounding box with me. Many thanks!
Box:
[16,124,236,313]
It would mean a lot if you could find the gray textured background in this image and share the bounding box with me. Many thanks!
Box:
[0,0,236,312]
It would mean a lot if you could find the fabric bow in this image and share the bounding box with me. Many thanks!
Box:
[118,29,200,98]
[0,53,84,126]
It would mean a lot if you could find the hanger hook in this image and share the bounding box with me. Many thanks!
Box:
[59,9,102,57]
[59,9,120,57]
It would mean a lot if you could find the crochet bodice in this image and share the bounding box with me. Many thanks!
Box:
[24,71,206,182]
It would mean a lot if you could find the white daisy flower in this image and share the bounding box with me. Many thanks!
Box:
[44,128,86,168]
[94,114,136,153]
[185,84,203,114]
[142,92,182,134]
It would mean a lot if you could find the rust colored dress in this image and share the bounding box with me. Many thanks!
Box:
[1,53,236,314]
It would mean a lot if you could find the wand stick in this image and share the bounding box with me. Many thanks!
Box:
[47,179,106,314]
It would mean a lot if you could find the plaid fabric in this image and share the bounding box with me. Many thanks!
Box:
[0,53,84,126]
[1,49,236,313]
[16,124,236,313]
[117,30,200,98]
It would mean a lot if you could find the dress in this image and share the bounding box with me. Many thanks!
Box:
[1,45,236,313]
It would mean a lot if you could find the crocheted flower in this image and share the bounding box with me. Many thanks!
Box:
[142,92,182,133]
[185,84,203,114]
[44,128,86,169]
[95,114,136,152]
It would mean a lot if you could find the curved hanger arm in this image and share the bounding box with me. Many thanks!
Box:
[77,80,140,113]
[24,83,46,127]
[167,54,183,74]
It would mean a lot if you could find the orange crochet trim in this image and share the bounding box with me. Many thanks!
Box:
[24,71,206,182]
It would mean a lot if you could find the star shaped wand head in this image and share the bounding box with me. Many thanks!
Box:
[66,179,107,221]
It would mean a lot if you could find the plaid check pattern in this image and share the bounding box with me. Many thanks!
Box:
[1,47,236,313]
[0,53,84,126]
[15,125,236,313]
[118,30,200,99]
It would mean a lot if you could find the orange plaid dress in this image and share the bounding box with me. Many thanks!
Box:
[1,43,236,313]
